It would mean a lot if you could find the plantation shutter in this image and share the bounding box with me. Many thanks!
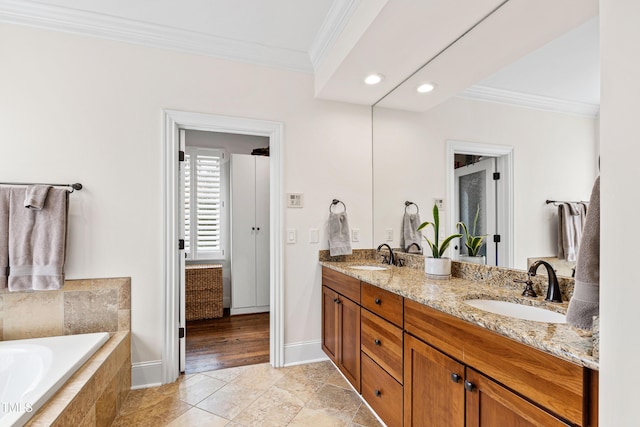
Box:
[184,153,192,257]
[184,148,224,260]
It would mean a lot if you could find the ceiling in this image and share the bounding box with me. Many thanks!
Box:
[0,0,599,113]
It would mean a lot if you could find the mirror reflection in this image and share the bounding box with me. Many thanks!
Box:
[372,16,599,276]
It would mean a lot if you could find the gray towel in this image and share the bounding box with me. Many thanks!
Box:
[557,202,587,261]
[0,188,9,289]
[403,212,422,250]
[328,212,352,256]
[566,177,599,329]
[8,187,69,291]
[24,185,51,210]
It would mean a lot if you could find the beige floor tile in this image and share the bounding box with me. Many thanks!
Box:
[232,386,303,427]
[178,373,226,405]
[202,364,253,382]
[325,370,351,390]
[231,363,286,391]
[273,374,324,405]
[166,407,230,427]
[196,382,264,420]
[305,384,362,423]
[351,405,383,427]
[111,394,191,427]
[285,361,336,383]
[288,407,349,427]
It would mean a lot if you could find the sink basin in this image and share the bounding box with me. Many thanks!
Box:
[349,265,389,271]
[464,299,566,323]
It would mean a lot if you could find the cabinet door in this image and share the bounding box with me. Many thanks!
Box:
[465,369,569,427]
[321,286,339,363]
[339,295,361,393]
[231,154,256,309]
[255,156,270,307]
[404,333,465,427]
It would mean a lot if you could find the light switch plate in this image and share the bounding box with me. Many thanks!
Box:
[287,193,303,208]
[309,228,319,243]
[287,229,297,244]
[385,228,393,241]
[352,228,360,242]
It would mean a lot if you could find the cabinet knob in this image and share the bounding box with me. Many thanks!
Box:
[251,227,255,230]
[374,298,381,305]
[464,380,476,392]
[450,373,461,383]
[375,389,381,397]
[256,227,260,231]
[333,298,339,304]
[374,339,381,346]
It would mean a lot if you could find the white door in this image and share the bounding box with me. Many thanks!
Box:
[178,129,187,372]
[454,157,497,265]
[231,154,257,311]
[255,156,270,307]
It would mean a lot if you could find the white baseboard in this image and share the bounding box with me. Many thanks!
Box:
[131,360,163,389]
[230,305,269,315]
[284,339,328,366]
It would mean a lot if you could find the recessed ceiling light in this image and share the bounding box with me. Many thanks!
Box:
[417,83,436,93]
[364,74,384,85]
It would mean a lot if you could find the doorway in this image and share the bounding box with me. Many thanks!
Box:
[162,110,284,385]
[181,130,270,374]
[446,140,514,268]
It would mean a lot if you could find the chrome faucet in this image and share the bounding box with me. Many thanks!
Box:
[528,260,563,303]
[377,243,396,266]
[406,242,422,254]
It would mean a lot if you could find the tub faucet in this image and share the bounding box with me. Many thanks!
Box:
[377,243,396,266]
[528,260,563,303]
[406,242,422,254]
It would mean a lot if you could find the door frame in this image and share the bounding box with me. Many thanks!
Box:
[162,109,284,383]
[446,140,514,268]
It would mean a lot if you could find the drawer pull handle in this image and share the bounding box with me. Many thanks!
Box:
[464,380,476,392]
[374,298,381,305]
[450,373,461,383]
[333,298,339,303]
[374,339,381,346]
[375,389,381,397]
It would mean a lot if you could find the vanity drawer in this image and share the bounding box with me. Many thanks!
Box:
[361,353,403,427]
[361,282,403,326]
[361,309,403,383]
[322,267,360,304]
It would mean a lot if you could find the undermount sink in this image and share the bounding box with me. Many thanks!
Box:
[464,299,566,324]
[349,265,389,271]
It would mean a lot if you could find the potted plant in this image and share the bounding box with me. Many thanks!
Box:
[458,204,487,265]
[417,204,462,279]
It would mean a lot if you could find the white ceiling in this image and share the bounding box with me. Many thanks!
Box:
[0,0,600,112]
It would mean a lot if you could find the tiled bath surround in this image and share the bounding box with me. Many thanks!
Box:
[0,278,132,426]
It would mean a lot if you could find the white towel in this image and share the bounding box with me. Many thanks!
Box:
[328,212,352,256]
[403,212,422,250]
[24,185,51,210]
[0,188,9,289]
[8,187,69,291]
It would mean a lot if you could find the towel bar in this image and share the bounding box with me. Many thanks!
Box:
[0,182,83,193]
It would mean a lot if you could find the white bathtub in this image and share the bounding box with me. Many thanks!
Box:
[0,332,109,427]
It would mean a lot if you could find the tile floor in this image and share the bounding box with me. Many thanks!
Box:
[112,361,383,426]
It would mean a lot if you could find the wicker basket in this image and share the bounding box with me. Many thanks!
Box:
[185,264,223,320]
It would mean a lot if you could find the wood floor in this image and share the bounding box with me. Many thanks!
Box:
[185,311,270,374]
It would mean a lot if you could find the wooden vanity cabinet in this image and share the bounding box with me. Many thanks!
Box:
[321,268,361,392]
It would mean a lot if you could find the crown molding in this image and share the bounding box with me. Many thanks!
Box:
[309,0,360,71]
[458,84,600,117]
[0,0,313,72]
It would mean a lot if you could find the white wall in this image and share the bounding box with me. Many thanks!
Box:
[185,130,268,308]
[373,97,597,269]
[599,0,640,424]
[0,23,373,381]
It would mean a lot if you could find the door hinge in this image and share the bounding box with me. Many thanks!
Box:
[179,327,185,339]
[179,151,185,162]
[493,172,501,180]
[179,239,185,250]
[493,235,501,243]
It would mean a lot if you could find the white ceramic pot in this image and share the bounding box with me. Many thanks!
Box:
[424,257,452,280]
[458,255,486,265]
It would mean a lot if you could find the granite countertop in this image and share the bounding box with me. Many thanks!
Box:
[321,260,598,371]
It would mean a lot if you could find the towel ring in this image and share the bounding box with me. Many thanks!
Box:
[330,199,347,213]
[405,201,419,214]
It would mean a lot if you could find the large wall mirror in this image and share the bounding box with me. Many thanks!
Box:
[372,2,599,275]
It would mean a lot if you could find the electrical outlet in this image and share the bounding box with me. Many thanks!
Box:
[352,228,360,242]
[385,228,393,241]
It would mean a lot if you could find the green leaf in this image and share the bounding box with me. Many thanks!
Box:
[438,233,463,257]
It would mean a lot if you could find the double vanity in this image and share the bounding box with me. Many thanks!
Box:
[320,251,598,427]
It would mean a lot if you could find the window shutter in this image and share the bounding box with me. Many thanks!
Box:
[184,153,191,257]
